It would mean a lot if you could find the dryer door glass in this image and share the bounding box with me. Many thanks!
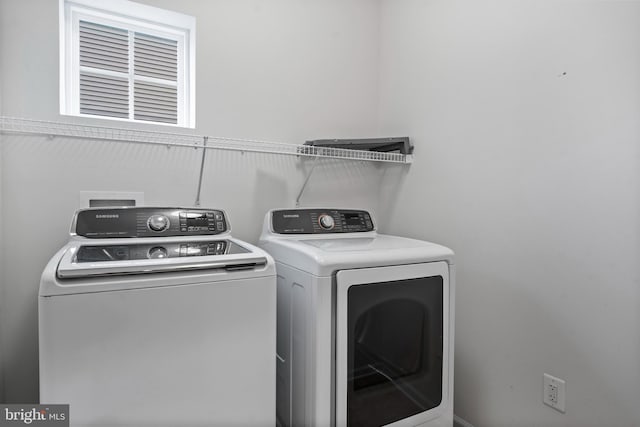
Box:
[346,276,443,426]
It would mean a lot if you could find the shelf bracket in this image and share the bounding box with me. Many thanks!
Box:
[295,155,320,207]
[194,136,208,207]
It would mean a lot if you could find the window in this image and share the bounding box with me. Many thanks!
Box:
[60,0,195,127]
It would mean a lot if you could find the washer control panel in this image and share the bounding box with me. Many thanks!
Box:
[74,207,229,238]
[272,209,374,234]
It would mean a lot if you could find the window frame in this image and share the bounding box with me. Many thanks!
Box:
[59,0,196,128]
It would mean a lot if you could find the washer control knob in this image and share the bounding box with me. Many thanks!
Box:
[318,214,335,230]
[148,215,169,232]
[148,246,168,259]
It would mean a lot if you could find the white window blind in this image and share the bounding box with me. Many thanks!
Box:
[61,0,195,128]
[133,33,178,124]
[79,21,129,119]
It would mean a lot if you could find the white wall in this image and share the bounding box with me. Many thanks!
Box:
[378,1,640,426]
[0,0,386,402]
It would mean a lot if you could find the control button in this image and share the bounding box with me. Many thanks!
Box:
[181,227,187,232]
[215,213,224,221]
[147,215,169,232]
[185,245,203,256]
[318,214,335,230]
[216,221,225,230]
[148,246,168,259]
[206,212,214,218]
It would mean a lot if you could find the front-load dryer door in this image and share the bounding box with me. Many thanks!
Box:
[336,262,450,427]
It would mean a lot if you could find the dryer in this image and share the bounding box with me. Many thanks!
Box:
[39,207,276,427]
[259,208,455,427]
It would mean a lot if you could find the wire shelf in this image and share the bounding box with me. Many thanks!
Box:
[0,116,203,148]
[0,116,413,164]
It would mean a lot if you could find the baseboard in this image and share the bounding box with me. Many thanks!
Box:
[454,414,475,427]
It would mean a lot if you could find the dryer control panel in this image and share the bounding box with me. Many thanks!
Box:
[74,207,229,238]
[272,209,374,234]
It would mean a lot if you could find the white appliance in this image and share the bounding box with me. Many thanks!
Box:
[259,208,455,427]
[39,207,276,427]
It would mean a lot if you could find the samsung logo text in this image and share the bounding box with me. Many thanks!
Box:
[95,214,119,219]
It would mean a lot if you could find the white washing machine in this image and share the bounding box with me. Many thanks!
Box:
[259,208,455,427]
[39,207,276,427]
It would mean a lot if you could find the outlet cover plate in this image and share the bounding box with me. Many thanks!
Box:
[543,373,566,413]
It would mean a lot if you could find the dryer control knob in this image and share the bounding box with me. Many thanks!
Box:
[318,214,335,230]
[148,215,169,232]
[148,246,168,259]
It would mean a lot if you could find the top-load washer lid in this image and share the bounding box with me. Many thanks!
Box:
[259,208,454,277]
[56,237,268,279]
[44,206,274,281]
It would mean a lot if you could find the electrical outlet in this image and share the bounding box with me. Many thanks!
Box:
[543,373,566,413]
